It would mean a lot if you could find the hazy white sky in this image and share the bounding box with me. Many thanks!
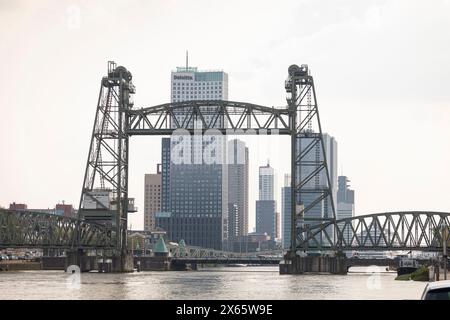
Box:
[1,0,450,231]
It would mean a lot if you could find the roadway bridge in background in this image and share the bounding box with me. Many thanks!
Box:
[172,257,280,265]
[345,258,430,271]
[169,257,413,268]
[1,208,447,274]
[168,244,282,259]
[1,209,449,254]
[0,209,114,249]
[296,211,450,252]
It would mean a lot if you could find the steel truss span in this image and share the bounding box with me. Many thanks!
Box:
[77,61,336,257]
[297,211,450,252]
[126,100,291,135]
[169,244,282,259]
[0,209,114,249]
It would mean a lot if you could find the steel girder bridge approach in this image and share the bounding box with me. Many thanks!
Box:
[1,62,449,272]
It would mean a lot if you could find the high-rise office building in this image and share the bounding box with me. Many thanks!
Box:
[259,163,274,201]
[227,139,249,243]
[156,61,229,250]
[256,162,276,239]
[337,175,355,244]
[324,134,338,220]
[256,201,276,239]
[299,133,337,220]
[275,211,280,239]
[299,133,337,245]
[298,134,337,218]
[171,61,228,103]
[144,165,161,231]
[337,175,354,207]
[282,174,292,249]
[161,139,171,213]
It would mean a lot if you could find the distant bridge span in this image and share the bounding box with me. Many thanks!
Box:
[1,209,449,254]
[297,211,450,252]
[0,209,114,249]
[172,257,280,265]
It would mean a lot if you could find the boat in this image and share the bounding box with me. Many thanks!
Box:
[397,258,419,276]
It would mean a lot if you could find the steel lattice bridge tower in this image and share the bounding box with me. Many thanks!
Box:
[1,62,449,273]
[76,62,337,270]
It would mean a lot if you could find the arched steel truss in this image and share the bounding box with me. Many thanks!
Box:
[0,209,114,249]
[297,211,450,252]
[126,100,291,135]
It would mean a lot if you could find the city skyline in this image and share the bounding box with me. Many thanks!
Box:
[2,1,450,234]
[1,0,450,302]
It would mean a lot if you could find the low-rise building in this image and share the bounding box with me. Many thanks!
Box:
[127,229,167,256]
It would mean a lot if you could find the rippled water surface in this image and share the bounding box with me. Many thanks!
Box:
[0,266,427,300]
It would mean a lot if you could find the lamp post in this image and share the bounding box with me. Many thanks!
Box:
[443,226,448,280]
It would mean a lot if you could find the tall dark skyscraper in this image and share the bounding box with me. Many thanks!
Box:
[281,174,292,249]
[256,162,276,239]
[298,133,337,246]
[227,139,249,246]
[299,133,337,220]
[337,176,355,205]
[155,63,229,250]
[161,138,171,213]
[337,175,355,245]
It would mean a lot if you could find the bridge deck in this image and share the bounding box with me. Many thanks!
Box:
[172,257,280,265]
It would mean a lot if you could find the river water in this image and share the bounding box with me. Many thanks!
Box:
[0,266,427,300]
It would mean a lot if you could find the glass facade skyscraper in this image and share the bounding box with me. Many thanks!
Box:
[282,174,292,249]
[227,139,249,245]
[299,133,337,221]
[337,175,355,245]
[298,133,337,246]
[156,64,229,250]
[256,162,276,239]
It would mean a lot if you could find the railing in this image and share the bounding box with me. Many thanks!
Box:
[169,244,283,259]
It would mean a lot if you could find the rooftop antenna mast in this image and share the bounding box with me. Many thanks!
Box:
[186,50,188,70]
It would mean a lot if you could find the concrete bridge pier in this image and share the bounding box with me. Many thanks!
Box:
[65,250,134,272]
[134,256,171,271]
[65,249,96,272]
[98,251,134,272]
[112,251,134,272]
[170,260,190,271]
[280,253,347,275]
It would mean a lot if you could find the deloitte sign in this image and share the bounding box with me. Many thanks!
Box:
[173,75,193,80]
